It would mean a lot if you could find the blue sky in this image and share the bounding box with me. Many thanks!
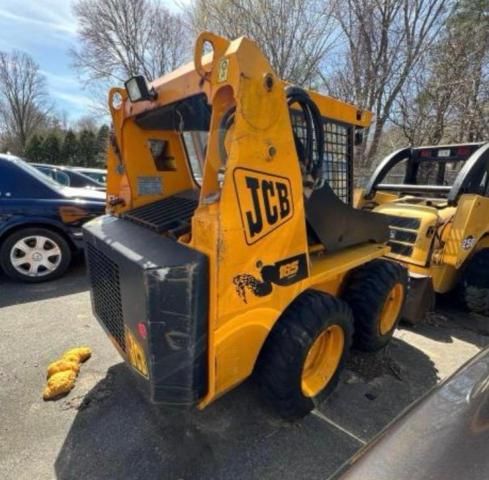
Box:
[0,0,185,124]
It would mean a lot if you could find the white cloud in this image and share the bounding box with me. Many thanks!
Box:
[0,9,76,36]
[0,1,84,119]
[53,91,93,109]
[41,70,78,87]
[0,0,77,50]
[0,0,188,121]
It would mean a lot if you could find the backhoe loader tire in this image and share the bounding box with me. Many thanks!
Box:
[342,259,407,352]
[463,249,489,316]
[256,291,353,420]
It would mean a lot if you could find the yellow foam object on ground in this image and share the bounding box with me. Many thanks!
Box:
[46,359,80,378]
[43,370,77,400]
[62,353,81,364]
[62,347,92,363]
[42,346,92,401]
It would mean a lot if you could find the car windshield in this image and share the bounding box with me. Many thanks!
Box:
[89,172,107,184]
[36,166,71,186]
[12,157,65,192]
[69,170,104,187]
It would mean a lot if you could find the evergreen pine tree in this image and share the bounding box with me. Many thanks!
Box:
[41,133,61,165]
[78,129,97,167]
[24,134,43,162]
[95,124,109,167]
[61,129,79,165]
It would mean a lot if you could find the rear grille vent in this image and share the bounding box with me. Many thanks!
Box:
[388,216,421,230]
[389,229,417,243]
[386,214,420,258]
[122,194,198,236]
[86,244,125,352]
[387,242,414,257]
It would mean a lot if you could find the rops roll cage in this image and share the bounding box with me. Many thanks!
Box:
[364,142,489,205]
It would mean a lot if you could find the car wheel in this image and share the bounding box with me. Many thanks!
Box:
[0,227,72,283]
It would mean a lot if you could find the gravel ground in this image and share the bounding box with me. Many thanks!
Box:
[1,260,488,480]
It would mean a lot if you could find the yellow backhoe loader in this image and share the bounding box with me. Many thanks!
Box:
[356,142,489,322]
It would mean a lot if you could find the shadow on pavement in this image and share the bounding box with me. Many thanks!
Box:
[53,293,478,478]
[319,337,439,441]
[54,340,441,479]
[404,294,489,349]
[55,363,362,480]
[0,256,89,308]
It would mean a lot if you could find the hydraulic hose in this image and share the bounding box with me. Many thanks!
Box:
[218,106,236,165]
[285,86,325,191]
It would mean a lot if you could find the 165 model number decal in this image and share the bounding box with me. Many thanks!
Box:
[233,253,308,303]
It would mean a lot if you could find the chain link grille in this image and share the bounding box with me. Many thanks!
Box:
[290,111,353,204]
[86,244,125,352]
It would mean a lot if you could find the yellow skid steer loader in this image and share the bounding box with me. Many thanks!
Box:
[83,33,407,419]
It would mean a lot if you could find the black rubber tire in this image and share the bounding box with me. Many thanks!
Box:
[462,249,489,315]
[256,290,353,420]
[341,259,407,352]
[0,227,72,283]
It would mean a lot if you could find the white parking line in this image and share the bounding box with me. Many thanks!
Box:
[312,410,367,445]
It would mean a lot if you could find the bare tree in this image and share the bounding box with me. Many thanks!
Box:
[325,0,449,166]
[450,0,489,142]
[75,114,99,132]
[72,0,189,84]
[187,0,338,86]
[0,51,50,154]
[390,0,489,148]
[391,51,460,146]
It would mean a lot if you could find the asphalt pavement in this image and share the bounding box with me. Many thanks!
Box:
[1,260,488,480]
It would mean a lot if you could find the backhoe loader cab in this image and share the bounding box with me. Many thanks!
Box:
[356,142,489,321]
[83,33,407,419]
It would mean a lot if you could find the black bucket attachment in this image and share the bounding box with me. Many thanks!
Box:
[305,183,389,252]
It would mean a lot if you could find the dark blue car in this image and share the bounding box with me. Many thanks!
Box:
[0,154,106,282]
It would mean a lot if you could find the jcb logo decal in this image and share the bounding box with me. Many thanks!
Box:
[234,168,293,244]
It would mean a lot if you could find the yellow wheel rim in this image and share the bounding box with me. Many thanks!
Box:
[301,325,345,398]
[379,283,404,335]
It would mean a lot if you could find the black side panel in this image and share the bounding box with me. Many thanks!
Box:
[145,262,208,404]
[83,215,208,406]
[305,183,389,251]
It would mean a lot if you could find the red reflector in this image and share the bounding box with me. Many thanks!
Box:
[457,146,470,157]
[420,149,430,157]
[137,322,148,339]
